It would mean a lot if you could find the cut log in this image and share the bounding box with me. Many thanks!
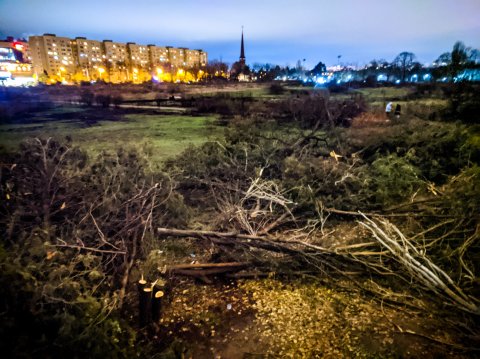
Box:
[167,262,248,270]
[163,262,250,282]
[157,227,300,256]
[158,227,262,240]
[171,267,245,277]
[152,290,164,322]
[138,277,147,291]
[137,277,148,326]
[139,287,152,327]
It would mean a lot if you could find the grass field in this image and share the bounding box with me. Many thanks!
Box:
[355,86,414,101]
[0,106,223,164]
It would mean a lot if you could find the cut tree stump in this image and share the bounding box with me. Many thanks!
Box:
[152,290,165,322]
[139,286,153,327]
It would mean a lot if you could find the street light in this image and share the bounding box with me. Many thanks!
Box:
[58,66,66,82]
[98,67,105,80]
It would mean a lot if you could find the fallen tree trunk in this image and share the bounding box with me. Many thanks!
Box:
[157,221,479,316]
[158,227,305,259]
[158,227,263,240]
[157,227,362,281]
[166,263,250,283]
[167,262,249,270]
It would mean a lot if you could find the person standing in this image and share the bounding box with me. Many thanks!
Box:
[394,104,402,119]
[385,102,393,121]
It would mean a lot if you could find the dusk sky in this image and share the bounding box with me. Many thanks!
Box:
[0,0,479,67]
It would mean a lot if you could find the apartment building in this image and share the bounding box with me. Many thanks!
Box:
[127,42,150,68]
[199,50,207,67]
[29,34,75,80]
[103,40,128,64]
[28,34,208,83]
[126,42,150,82]
[185,49,201,68]
[148,45,169,67]
[103,40,129,82]
[166,46,185,68]
[70,37,106,81]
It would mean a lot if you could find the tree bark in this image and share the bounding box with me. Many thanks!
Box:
[139,286,152,327]
[152,290,164,322]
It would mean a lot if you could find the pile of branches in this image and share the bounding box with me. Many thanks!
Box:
[162,86,479,321]
[156,168,479,317]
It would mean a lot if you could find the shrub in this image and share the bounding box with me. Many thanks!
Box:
[80,90,94,106]
[95,94,112,108]
[441,83,480,123]
[0,139,190,357]
[370,154,423,207]
[269,83,285,95]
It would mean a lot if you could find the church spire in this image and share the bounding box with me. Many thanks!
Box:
[239,26,245,65]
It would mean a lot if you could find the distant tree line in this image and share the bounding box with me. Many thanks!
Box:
[208,40,479,83]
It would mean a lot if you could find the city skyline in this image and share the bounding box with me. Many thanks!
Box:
[0,0,479,67]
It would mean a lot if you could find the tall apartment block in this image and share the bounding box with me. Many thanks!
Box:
[28,33,208,83]
[29,34,76,78]
[71,37,104,80]
[166,46,185,68]
[103,40,129,83]
[148,45,169,67]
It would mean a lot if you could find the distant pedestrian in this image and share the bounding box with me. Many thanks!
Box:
[394,104,401,118]
[385,102,393,120]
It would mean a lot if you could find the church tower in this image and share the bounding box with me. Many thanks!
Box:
[239,27,246,66]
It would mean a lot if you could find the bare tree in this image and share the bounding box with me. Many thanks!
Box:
[393,51,416,82]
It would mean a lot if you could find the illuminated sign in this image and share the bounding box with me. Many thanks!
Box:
[13,42,24,52]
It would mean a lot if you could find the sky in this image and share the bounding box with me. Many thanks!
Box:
[0,0,479,67]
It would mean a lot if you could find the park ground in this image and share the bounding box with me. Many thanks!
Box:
[0,82,479,358]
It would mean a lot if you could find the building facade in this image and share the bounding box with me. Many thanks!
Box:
[28,33,208,83]
[199,50,207,67]
[71,37,105,81]
[29,34,76,81]
[166,46,184,68]
[148,45,169,67]
[103,40,129,83]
